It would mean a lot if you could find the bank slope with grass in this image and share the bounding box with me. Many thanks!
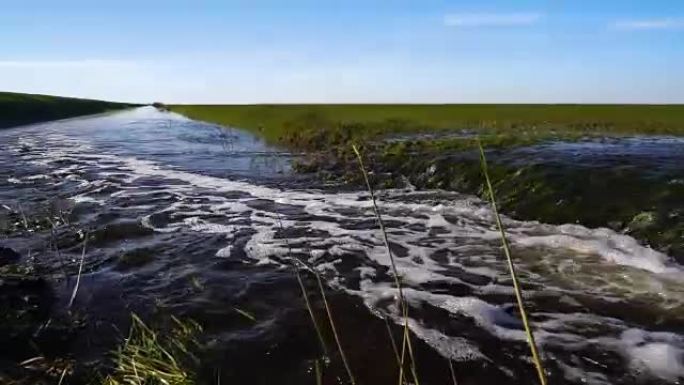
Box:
[169,104,684,145]
[0,91,137,129]
[171,104,684,263]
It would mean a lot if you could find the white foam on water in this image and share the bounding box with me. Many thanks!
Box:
[71,195,105,204]
[514,229,677,274]
[554,360,611,385]
[8,117,684,383]
[404,289,527,341]
[215,245,233,258]
[404,318,487,362]
[619,329,684,381]
[25,174,50,180]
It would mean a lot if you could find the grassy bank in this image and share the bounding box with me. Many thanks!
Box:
[0,92,137,129]
[170,104,684,262]
[169,104,684,147]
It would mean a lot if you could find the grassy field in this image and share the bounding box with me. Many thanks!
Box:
[169,104,684,149]
[0,91,137,129]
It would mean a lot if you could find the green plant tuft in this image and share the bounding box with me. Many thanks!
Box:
[104,314,201,385]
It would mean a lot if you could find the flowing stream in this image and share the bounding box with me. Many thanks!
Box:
[1,107,682,384]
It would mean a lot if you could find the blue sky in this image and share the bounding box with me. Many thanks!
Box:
[1,0,682,103]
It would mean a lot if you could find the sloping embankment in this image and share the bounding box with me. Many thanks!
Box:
[170,104,684,263]
[0,91,137,129]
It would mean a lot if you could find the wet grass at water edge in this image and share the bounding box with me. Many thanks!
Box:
[169,104,684,263]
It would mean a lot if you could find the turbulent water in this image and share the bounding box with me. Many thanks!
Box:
[1,107,682,384]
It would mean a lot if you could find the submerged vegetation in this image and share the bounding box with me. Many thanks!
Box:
[0,92,136,129]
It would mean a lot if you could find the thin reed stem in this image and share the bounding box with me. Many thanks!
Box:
[17,202,28,229]
[397,322,408,385]
[477,139,547,385]
[266,202,358,384]
[57,367,68,385]
[384,315,408,385]
[313,268,356,385]
[296,266,329,358]
[315,359,323,385]
[448,359,458,385]
[383,316,401,370]
[352,144,420,385]
[46,217,71,284]
[68,233,88,309]
[275,212,330,359]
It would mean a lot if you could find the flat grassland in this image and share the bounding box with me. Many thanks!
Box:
[169,104,684,149]
[0,91,136,129]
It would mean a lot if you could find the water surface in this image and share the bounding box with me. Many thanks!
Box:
[1,107,682,384]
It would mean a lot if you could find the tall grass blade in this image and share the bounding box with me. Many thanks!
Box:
[47,218,70,282]
[57,367,68,385]
[315,359,323,385]
[383,315,404,378]
[448,359,458,385]
[17,202,28,229]
[275,212,330,359]
[352,144,420,385]
[313,268,356,385]
[477,139,547,385]
[67,233,88,309]
[397,322,408,385]
[296,266,330,359]
[233,307,257,322]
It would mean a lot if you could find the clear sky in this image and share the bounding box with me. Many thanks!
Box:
[1,0,682,104]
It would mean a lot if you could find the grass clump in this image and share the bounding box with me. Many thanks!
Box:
[104,314,201,385]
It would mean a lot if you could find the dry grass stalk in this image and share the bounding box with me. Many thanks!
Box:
[477,139,547,385]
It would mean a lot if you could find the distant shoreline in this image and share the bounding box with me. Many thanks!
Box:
[0,91,138,129]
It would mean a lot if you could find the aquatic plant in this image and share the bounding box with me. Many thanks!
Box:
[104,314,201,385]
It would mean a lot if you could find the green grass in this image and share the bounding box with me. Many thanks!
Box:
[169,104,684,149]
[0,91,137,128]
[104,314,201,385]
